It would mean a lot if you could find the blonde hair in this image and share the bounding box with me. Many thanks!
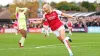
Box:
[43,4,53,13]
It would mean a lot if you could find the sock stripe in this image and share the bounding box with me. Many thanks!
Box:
[65,40,71,48]
[63,39,73,55]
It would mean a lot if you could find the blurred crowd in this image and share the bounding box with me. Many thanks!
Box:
[0,16,100,29]
[0,24,13,29]
[28,22,42,28]
[71,16,100,28]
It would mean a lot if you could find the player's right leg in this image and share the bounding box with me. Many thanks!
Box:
[18,25,27,48]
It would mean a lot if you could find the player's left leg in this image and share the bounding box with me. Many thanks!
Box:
[58,29,73,56]
[19,25,27,48]
[56,26,73,56]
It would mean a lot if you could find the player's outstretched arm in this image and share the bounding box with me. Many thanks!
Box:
[61,13,73,18]
[15,7,19,15]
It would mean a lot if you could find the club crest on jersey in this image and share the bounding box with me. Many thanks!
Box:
[47,16,56,20]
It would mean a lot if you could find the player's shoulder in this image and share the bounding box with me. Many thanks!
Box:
[53,9,62,15]
[53,9,62,12]
[53,9,60,12]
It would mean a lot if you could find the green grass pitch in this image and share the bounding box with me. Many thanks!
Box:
[0,33,100,56]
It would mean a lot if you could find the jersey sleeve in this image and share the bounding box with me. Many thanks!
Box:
[54,10,62,15]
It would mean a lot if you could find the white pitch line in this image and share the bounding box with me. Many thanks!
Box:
[0,42,100,50]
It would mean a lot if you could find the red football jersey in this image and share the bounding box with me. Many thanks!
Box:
[45,11,63,31]
[67,21,72,27]
[43,21,49,26]
[13,21,18,28]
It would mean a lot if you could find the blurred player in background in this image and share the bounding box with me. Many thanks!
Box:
[42,20,50,38]
[67,20,73,35]
[66,19,73,42]
[42,4,73,56]
[13,20,18,35]
[15,7,28,48]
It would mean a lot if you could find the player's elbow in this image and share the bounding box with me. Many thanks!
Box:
[62,13,73,18]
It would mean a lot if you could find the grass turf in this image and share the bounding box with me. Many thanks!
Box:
[0,33,100,56]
